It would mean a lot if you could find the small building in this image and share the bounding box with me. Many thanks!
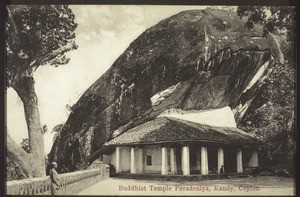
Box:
[103,116,261,176]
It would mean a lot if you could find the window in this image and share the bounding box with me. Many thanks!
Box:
[146,155,152,166]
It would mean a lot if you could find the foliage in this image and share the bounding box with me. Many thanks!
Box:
[6,157,25,181]
[6,5,78,178]
[52,123,65,144]
[237,7,295,168]
[42,124,48,134]
[237,6,295,40]
[66,103,75,112]
[239,63,295,167]
[20,138,30,153]
[52,123,65,133]
[6,5,78,87]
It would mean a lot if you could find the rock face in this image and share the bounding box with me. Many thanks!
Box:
[49,9,282,171]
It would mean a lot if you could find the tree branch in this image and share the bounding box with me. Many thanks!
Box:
[6,7,21,53]
[30,42,77,70]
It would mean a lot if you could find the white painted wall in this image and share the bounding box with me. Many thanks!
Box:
[135,147,144,173]
[111,151,116,166]
[144,146,163,173]
[108,146,175,174]
[103,147,131,172]
[158,106,237,127]
[121,147,131,172]
[107,146,221,174]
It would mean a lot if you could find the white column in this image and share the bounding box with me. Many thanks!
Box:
[170,148,177,174]
[161,147,168,175]
[182,146,190,175]
[137,148,144,173]
[115,147,121,173]
[130,147,136,174]
[248,150,258,167]
[201,146,209,175]
[217,147,224,174]
[237,149,243,173]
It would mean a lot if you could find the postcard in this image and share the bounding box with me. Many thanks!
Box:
[5,2,296,196]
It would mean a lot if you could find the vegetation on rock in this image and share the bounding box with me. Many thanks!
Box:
[237,6,295,172]
[49,8,294,174]
[20,138,30,153]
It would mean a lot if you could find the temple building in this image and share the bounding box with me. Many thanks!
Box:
[103,107,261,176]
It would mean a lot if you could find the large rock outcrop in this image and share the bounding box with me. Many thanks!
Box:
[49,8,283,171]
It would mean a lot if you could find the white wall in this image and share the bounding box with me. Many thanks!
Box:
[144,146,162,173]
[121,147,131,172]
[135,147,144,173]
[144,146,172,173]
[103,147,131,172]
[158,106,237,127]
[108,146,174,174]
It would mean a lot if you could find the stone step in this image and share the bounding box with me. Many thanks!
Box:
[111,173,251,181]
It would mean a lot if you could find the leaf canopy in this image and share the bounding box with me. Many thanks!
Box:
[6,5,78,87]
[237,6,295,41]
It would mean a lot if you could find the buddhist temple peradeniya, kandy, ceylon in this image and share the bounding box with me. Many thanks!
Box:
[102,107,261,175]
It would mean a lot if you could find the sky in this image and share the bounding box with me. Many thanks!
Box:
[7,5,225,154]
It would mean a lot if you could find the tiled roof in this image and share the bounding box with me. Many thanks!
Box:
[104,117,262,146]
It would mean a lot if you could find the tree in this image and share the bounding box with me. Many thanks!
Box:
[237,6,295,170]
[237,6,295,62]
[6,5,78,177]
[239,63,295,167]
[52,123,65,143]
[20,138,30,153]
[42,124,48,134]
[237,6,295,38]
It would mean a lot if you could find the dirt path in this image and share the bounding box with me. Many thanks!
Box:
[77,176,295,196]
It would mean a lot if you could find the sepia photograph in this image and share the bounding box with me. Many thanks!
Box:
[5,3,296,196]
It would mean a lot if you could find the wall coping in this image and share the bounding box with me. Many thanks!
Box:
[6,164,110,195]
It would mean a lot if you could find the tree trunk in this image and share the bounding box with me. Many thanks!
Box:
[12,72,46,177]
[6,134,33,179]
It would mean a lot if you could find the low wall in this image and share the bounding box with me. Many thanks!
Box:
[6,164,110,195]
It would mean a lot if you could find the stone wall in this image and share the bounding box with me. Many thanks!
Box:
[6,164,110,195]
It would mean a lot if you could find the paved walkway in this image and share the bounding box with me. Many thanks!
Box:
[77,176,295,196]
